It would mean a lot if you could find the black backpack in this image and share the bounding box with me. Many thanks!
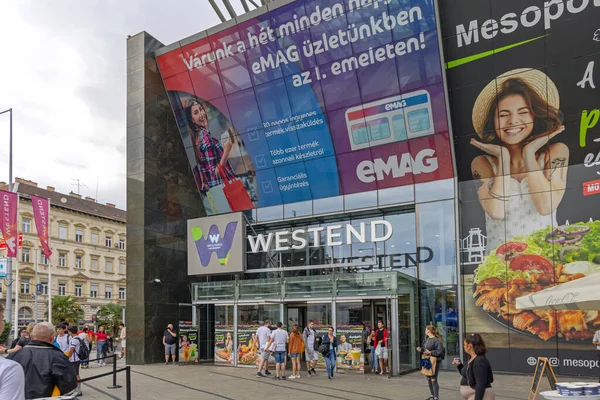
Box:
[73,337,90,360]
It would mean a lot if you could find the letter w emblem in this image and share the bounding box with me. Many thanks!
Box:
[191,222,238,267]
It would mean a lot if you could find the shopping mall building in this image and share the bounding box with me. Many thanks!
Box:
[126,0,600,376]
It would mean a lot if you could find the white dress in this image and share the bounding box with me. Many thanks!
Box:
[483,156,557,253]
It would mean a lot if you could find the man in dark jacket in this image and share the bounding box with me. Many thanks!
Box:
[8,321,78,399]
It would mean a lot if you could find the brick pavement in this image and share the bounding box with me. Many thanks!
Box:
[77,359,599,400]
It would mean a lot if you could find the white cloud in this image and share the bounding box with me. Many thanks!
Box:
[0,0,230,209]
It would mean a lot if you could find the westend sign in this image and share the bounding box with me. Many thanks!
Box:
[248,220,393,253]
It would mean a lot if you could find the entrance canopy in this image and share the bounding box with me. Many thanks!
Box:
[192,271,417,303]
[516,273,600,311]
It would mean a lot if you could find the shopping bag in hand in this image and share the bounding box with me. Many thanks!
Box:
[218,164,253,211]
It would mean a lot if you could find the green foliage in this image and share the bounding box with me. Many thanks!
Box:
[0,321,12,345]
[46,296,83,325]
[96,303,123,336]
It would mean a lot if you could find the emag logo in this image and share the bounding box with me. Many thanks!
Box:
[191,222,238,267]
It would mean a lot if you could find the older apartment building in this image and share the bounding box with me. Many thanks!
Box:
[0,178,126,327]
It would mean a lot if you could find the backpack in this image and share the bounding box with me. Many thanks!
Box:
[73,337,90,361]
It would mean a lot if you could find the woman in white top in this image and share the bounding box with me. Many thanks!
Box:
[470,69,569,252]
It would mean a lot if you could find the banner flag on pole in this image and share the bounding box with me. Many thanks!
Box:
[0,190,19,258]
[31,195,52,259]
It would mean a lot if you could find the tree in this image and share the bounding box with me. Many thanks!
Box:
[47,296,83,325]
[96,304,122,336]
[0,321,12,346]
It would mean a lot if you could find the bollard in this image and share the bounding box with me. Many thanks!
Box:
[107,354,122,389]
[126,366,131,400]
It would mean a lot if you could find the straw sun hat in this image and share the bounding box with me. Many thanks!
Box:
[471,68,560,137]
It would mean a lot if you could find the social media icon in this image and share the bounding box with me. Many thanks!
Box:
[527,357,537,366]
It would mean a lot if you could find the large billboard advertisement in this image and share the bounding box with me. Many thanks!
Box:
[187,212,245,275]
[441,0,600,376]
[155,0,453,216]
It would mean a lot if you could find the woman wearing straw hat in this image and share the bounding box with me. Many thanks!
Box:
[470,69,569,252]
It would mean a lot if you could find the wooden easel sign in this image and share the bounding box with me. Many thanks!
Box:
[528,357,558,400]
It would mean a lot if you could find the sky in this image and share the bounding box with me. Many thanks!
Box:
[0,0,254,210]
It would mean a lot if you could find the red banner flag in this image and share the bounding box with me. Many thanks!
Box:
[31,195,52,259]
[0,190,19,258]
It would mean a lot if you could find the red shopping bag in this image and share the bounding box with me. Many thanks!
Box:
[218,164,254,211]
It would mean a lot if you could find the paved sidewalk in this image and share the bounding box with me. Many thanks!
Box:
[77,359,599,400]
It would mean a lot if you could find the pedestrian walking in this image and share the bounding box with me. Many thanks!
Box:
[321,327,338,380]
[96,325,110,367]
[65,326,87,396]
[8,322,78,399]
[288,324,303,379]
[303,320,318,376]
[77,326,90,369]
[374,320,389,375]
[118,323,126,359]
[265,322,289,380]
[367,330,379,373]
[163,323,177,365]
[255,320,272,377]
[0,302,25,400]
[417,325,445,400]
[453,333,495,400]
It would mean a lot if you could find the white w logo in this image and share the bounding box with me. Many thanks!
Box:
[209,234,220,243]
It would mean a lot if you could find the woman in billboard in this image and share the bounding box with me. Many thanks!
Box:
[185,98,236,191]
[469,69,569,251]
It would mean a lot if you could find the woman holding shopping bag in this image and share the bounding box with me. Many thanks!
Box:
[417,325,445,400]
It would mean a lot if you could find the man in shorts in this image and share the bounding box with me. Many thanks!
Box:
[303,320,318,376]
[163,324,177,365]
[66,326,84,396]
[264,322,289,380]
[255,320,272,378]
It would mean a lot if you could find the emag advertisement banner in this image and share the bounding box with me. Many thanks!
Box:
[156,0,453,215]
[440,0,600,376]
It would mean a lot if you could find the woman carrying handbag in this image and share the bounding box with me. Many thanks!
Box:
[320,327,338,380]
[417,325,445,400]
[453,333,495,400]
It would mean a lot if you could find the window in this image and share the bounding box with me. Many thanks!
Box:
[105,259,113,273]
[18,307,33,321]
[20,278,30,294]
[119,262,126,274]
[75,255,82,269]
[59,225,67,240]
[90,284,98,298]
[91,257,99,271]
[91,232,99,245]
[75,284,82,297]
[119,286,126,300]
[119,238,125,250]
[22,217,31,233]
[58,253,66,267]
[22,248,30,263]
[58,282,66,296]
[105,285,113,299]
[41,281,48,295]
[105,235,112,248]
[41,253,49,265]
[75,229,83,243]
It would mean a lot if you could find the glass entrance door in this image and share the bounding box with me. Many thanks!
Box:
[398,293,417,369]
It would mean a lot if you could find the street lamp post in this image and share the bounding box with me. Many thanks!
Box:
[1,108,13,326]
